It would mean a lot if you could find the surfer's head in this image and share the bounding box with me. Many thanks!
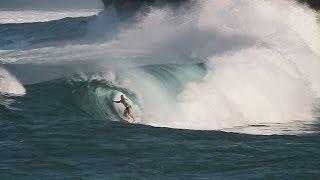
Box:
[121,95,125,100]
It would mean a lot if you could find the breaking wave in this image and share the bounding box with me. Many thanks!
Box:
[1,0,320,133]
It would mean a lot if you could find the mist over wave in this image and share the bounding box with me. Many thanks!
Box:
[1,0,320,133]
[2,2,320,179]
[0,67,25,95]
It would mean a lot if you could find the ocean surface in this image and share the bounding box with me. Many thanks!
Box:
[1,0,320,179]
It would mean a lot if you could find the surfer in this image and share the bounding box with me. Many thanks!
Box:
[113,95,135,123]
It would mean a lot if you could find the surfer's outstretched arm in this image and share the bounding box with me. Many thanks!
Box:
[113,100,121,103]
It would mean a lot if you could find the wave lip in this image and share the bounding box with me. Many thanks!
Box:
[0,67,25,96]
[0,10,101,24]
[0,0,319,135]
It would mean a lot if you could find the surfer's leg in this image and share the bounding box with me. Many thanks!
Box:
[128,106,135,122]
[123,108,133,122]
[123,109,128,118]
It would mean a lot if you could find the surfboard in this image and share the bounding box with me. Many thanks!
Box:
[126,116,136,124]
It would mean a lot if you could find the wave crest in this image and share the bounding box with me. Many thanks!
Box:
[0,67,25,95]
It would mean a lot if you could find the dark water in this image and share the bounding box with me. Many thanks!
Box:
[0,82,320,179]
[1,107,320,179]
[1,116,320,179]
[1,0,320,179]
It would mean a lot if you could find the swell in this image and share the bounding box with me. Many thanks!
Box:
[0,16,94,50]
[0,63,206,123]
[0,0,318,51]
[0,0,191,51]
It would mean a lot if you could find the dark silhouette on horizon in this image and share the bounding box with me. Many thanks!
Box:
[298,0,320,10]
[102,0,320,10]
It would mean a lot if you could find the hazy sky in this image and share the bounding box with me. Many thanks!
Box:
[0,0,104,10]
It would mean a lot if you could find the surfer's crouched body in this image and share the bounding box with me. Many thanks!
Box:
[113,95,135,123]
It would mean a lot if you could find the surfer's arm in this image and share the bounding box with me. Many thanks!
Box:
[113,100,121,103]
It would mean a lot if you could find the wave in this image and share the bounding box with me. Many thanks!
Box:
[0,10,100,24]
[72,63,206,122]
[0,67,25,95]
[0,0,103,11]
[0,16,96,50]
[5,63,205,122]
[1,0,320,133]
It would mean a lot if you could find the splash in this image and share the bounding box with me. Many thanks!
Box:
[111,0,320,130]
[0,67,26,95]
[1,0,320,133]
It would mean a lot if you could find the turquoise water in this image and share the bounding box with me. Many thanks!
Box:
[0,77,319,179]
[1,0,320,179]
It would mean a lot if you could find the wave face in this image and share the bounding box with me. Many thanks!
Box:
[1,0,320,134]
[71,63,206,122]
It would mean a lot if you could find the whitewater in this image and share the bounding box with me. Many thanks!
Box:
[0,10,101,24]
[1,0,320,179]
[1,0,320,134]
